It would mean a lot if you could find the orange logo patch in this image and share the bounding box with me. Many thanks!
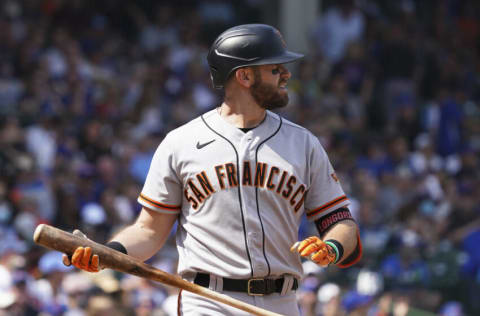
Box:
[331,173,339,182]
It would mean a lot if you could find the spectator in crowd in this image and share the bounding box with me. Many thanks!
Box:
[311,0,366,63]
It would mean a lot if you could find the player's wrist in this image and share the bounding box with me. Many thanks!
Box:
[324,239,344,264]
[106,241,128,255]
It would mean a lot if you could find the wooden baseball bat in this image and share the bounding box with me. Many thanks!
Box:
[33,224,285,316]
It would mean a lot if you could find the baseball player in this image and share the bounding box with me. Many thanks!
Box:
[63,24,362,315]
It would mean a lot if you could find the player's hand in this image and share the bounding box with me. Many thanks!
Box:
[290,236,336,267]
[62,230,100,273]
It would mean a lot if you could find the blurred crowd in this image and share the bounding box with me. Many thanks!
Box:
[0,0,479,315]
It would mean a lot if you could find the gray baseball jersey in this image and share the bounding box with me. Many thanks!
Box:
[138,109,349,280]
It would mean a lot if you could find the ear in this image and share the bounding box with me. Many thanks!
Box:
[234,68,254,88]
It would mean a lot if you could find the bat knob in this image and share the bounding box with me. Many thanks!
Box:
[290,241,300,253]
[33,224,46,243]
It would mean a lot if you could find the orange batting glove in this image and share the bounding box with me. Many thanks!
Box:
[290,236,336,267]
[62,230,100,273]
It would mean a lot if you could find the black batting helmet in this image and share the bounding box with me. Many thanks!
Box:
[207,24,304,89]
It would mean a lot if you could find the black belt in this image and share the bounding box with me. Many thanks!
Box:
[193,273,298,296]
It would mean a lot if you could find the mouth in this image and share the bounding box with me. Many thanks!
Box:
[278,81,288,90]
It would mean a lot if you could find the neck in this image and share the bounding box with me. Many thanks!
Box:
[219,94,266,129]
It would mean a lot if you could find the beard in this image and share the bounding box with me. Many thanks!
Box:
[250,69,289,110]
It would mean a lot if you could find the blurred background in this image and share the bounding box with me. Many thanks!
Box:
[0,0,479,315]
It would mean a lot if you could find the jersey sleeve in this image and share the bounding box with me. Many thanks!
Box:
[138,134,182,214]
[304,136,349,221]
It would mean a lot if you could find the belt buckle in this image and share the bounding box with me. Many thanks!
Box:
[247,278,265,296]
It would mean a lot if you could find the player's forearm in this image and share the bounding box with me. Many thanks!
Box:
[321,220,358,261]
[110,208,177,261]
[109,223,161,261]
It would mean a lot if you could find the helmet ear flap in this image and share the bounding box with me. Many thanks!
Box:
[209,65,227,89]
[209,66,219,87]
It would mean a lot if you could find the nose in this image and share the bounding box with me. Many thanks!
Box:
[279,65,291,79]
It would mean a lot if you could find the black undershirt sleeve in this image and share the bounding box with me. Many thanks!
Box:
[314,207,355,238]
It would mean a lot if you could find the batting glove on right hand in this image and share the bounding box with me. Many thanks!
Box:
[290,236,336,267]
[62,230,100,273]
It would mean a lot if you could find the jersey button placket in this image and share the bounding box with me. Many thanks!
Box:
[246,130,253,142]
[238,137,255,267]
[257,265,266,274]
[241,133,265,276]
[248,232,261,248]
[250,225,263,263]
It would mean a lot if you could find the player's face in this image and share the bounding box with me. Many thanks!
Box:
[249,64,291,110]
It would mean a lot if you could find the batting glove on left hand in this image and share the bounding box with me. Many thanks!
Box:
[290,236,336,267]
[62,229,100,273]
